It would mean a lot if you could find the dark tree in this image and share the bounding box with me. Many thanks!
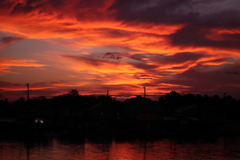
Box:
[67,89,79,97]
[158,91,182,109]
[182,93,196,105]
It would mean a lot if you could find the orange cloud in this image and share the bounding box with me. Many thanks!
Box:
[0,80,91,96]
[209,28,240,35]
[0,56,47,73]
[205,28,240,42]
[0,0,184,54]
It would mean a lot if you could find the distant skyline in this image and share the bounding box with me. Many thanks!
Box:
[1,0,240,101]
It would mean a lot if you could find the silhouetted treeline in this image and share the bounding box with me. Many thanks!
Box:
[1,90,240,137]
[158,91,239,109]
[1,90,240,116]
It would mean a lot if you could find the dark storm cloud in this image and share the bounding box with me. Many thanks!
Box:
[4,0,239,27]
[156,52,205,64]
[169,24,240,49]
[111,0,196,24]
[224,34,240,41]
[112,0,240,26]
[110,0,240,50]
[156,62,240,96]
[200,10,240,28]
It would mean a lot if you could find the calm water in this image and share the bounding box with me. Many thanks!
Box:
[1,135,240,160]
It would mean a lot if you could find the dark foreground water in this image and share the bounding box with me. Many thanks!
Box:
[1,135,240,160]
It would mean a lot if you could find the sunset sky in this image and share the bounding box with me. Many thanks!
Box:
[1,0,240,101]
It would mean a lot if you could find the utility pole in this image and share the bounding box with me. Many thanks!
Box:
[26,83,29,101]
[107,90,109,96]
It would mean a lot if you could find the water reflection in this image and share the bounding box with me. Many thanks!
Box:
[1,136,240,160]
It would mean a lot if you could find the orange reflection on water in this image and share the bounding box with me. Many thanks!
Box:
[1,137,240,160]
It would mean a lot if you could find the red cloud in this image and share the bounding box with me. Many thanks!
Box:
[0,56,46,73]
